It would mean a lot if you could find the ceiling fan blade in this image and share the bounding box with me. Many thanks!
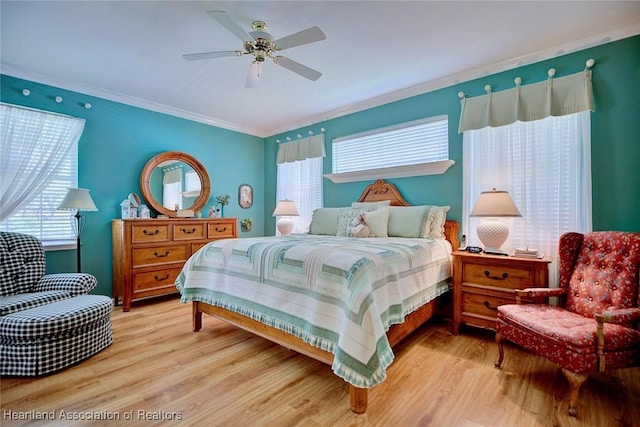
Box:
[275,57,322,81]
[182,51,239,61]
[245,62,262,88]
[274,26,326,50]
[208,11,253,42]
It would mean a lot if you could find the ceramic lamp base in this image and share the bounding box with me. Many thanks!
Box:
[276,217,294,236]
[477,218,509,254]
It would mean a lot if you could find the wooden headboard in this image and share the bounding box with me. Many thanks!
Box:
[357,179,459,251]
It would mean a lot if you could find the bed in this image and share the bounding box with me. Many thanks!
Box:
[176,179,459,413]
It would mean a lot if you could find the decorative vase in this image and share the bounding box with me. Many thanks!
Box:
[220,205,224,218]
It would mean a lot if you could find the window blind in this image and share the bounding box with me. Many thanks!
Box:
[332,115,449,174]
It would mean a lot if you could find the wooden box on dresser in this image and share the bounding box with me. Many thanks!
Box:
[451,250,550,334]
[112,218,237,311]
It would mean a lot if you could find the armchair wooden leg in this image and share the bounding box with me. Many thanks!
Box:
[561,368,588,417]
[494,333,505,368]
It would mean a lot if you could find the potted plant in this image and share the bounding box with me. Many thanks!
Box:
[215,194,230,217]
[240,218,253,232]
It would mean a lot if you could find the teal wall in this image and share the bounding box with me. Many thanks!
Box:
[1,75,265,296]
[265,35,640,234]
[2,35,638,297]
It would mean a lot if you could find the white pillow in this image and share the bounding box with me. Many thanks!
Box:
[351,200,391,208]
[362,207,390,237]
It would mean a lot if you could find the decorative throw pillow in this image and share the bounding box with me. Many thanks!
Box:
[420,205,451,238]
[337,206,379,236]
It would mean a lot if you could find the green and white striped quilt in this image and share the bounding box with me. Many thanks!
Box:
[176,234,452,388]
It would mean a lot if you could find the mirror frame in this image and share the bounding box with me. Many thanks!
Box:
[140,151,211,217]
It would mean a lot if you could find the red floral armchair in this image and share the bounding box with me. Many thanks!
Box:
[495,231,640,417]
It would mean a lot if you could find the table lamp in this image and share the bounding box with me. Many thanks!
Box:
[469,188,521,255]
[58,188,98,272]
[273,200,299,236]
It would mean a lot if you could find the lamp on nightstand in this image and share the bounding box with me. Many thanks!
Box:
[470,188,521,255]
[273,200,299,236]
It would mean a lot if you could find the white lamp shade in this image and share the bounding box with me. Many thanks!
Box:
[470,189,520,254]
[469,189,521,217]
[272,200,299,217]
[58,188,98,211]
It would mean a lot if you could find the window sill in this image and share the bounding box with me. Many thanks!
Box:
[42,240,76,251]
[324,160,455,184]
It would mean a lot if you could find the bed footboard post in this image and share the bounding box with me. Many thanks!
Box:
[192,302,202,332]
[349,386,368,414]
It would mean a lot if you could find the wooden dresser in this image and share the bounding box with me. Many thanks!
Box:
[451,250,550,334]
[112,218,237,311]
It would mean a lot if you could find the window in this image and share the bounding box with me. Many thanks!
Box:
[276,157,323,234]
[327,115,452,183]
[463,112,592,284]
[182,170,201,198]
[1,104,84,243]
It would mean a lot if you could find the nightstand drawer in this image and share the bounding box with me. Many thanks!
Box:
[463,291,516,319]
[463,263,533,290]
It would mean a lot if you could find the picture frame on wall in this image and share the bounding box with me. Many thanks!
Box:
[238,184,253,208]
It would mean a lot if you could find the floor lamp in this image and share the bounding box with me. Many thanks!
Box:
[58,188,98,272]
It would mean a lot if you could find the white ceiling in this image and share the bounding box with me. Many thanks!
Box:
[2,1,639,137]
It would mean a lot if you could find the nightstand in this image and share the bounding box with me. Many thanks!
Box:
[451,250,550,334]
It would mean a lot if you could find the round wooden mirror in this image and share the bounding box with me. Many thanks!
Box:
[140,151,211,217]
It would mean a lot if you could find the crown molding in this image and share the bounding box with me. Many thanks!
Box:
[3,22,638,139]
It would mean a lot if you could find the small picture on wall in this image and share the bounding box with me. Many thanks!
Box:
[238,184,253,209]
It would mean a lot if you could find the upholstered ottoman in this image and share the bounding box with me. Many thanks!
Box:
[0,294,113,376]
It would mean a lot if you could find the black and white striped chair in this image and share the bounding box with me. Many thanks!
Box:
[1,232,113,376]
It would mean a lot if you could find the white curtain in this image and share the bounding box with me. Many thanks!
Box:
[276,134,325,234]
[0,103,85,221]
[462,112,592,285]
[162,167,183,210]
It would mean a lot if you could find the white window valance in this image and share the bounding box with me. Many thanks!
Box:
[458,65,595,133]
[276,134,325,164]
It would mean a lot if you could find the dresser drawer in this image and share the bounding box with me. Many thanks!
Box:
[131,223,170,243]
[133,266,183,292]
[173,223,206,240]
[208,221,235,239]
[463,263,533,290]
[132,245,187,267]
[462,291,516,319]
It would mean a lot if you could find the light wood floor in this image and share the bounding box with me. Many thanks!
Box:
[2,296,638,427]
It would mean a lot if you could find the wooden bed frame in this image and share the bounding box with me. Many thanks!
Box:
[191,179,459,414]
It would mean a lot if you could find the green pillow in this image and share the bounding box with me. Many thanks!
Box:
[387,206,430,238]
[308,208,342,235]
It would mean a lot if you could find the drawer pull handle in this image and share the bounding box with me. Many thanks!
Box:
[154,250,170,258]
[143,229,160,236]
[484,270,508,280]
[154,273,170,281]
[483,301,499,311]
[181,228,197,234]
[215,226,227,232]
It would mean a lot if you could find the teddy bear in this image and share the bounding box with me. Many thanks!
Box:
[349,213,374,238]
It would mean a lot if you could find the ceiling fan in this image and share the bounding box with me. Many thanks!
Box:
[183,11,326,88]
